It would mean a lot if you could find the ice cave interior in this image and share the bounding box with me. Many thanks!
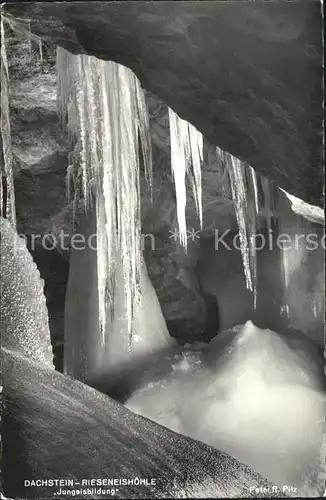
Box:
[0,3,325,499]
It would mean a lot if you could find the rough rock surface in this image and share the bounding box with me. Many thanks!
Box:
[0,217,53,368]
[3,347,284,499]
[5,29,68,237]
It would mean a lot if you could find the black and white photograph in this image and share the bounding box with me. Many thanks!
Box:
[0,1,324,498]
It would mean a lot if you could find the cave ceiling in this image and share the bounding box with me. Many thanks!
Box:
[3,0,323,207]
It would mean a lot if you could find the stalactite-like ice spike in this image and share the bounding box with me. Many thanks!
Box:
[225,152,257,303]
[135,78,153,201]
[168,108,188,249]
[168,108,204,247]
[75,57,89,207]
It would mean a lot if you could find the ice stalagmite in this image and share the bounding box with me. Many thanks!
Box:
[56,48,153,349]
[168,108,203,249]
[0,14,16,229]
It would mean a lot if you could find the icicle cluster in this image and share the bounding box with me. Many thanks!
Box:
[0,13,16,229]
[215,146,280,308]
[168,108,203,249]
[56,48,152,348]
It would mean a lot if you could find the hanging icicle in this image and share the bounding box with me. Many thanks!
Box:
[249,166,260,217]
[38,39,43,66]
[0,167,3,218]
[135,80,153,201]
[56,48,152,349]
[188,124,203,227]
[99,59,118,337]
[0,13,16,229]
[168,107,203,249]
[75,57,90,205]
[243,164,259,307]
[168,108,188,248]
[261,175,275,235]
[223,151,257,306]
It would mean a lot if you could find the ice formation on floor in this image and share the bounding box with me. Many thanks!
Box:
[126,321,324,497]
